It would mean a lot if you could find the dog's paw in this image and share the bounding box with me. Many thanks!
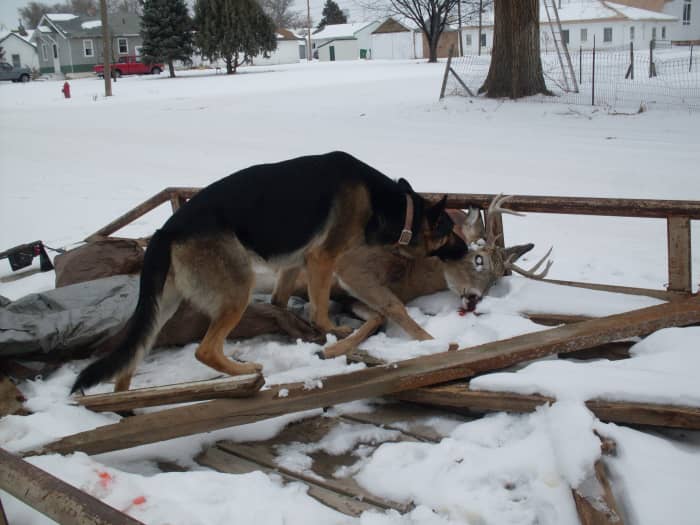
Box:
[237,361,263,375]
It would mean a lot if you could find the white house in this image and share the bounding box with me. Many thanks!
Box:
[460,1,686,55]
[371,17,423,59]
[0,31,38,70]
[312,21,380,61]
[252,29,302,65]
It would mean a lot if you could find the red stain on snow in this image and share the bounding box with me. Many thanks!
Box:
[132,496,147,505]
[97,471,113,488]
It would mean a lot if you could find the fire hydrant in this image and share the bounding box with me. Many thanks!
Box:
[61,81,71,99]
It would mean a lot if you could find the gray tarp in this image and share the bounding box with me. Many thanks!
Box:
[0,275,138,357]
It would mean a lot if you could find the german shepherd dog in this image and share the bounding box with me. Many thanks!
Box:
[71,152,464,393]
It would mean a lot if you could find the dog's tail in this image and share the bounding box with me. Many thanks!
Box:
[71,229,173,394]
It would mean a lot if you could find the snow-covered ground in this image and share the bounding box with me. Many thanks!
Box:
[1,59,699,525]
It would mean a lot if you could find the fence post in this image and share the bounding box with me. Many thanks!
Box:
[649,39,657,78]
[625,41,634,79]
[592,36,596,106]
[691,44,694,73]
[579,45,582,84]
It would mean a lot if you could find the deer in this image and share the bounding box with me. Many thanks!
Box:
[262,195,553,358]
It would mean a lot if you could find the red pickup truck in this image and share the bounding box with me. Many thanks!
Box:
[94,55,163,78]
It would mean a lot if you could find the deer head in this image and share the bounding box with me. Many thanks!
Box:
[442,195,553,312]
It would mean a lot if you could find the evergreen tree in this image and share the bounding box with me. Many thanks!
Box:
[317,0,346,31]
[194,0,277,74]
[140,0,194,78]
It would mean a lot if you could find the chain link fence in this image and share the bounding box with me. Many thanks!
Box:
[445,43,699,111]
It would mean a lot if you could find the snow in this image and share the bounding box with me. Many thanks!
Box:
[45,13,78,22]
[81,20,102,29]
[313,22,377,40]
[1,59,699,524]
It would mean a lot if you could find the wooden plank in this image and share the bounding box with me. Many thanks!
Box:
[31,295,700,456]
[418,193,700,219]
[198,446,380,517]
[396,383,700,429]
[85,189,171,241]
[667,217,693,293]
[540,279,689,301]
[573,461,625,525]
[0,448,144,525]
[0,497,7,525]
[74,374,264,413]
[216,417,413,512]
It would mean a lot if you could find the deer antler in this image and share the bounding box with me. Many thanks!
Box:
[506,247,554,280]
[485,194,525,245]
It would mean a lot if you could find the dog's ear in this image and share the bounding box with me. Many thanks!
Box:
[397,178,414,193]
[426,195,448,225]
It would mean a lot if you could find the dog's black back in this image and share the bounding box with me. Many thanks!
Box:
[163,151,429,260]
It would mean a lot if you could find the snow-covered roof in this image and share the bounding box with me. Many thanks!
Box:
[0,30,37,48]
[81,20,102,30]
[463,0,677,28]
[312,21,378,41]
[46,13,78,22]
[606,2,677,21]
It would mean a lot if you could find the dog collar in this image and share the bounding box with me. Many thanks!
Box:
[398,194,413,245]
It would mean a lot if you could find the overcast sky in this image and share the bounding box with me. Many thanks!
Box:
[0,0,378,32]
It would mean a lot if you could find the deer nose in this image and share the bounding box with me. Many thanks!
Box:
[462,293,481,312]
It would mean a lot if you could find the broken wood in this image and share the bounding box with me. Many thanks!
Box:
[0,448,144,525]
[30,296,700,456]
[397,383,700,429]
[198,445,380,517]
[573,461,625,525]
[74,374,264,413]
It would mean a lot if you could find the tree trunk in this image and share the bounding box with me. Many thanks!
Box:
[479,0,550,98]
[168,60,175,78]
[226,56,234,74]
[427,33,439,63]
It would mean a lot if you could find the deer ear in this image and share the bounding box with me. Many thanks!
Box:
[503,243,534,264]
[397,178,413,193]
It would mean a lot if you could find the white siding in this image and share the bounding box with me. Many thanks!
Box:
[372,32,416,59]
[317,39,358,61]
[1,34,39,70]
[252,40,300,65]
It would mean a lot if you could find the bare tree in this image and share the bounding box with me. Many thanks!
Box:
[479,0,549,98]
[108,0,144,14]
[388,0,459,63]
[258,0,303,28]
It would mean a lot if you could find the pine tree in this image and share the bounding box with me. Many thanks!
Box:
[140,0,194,78]
[317,0,346,31]
[194,0,277,74]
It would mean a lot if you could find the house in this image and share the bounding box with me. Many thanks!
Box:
[32,12,143,75]
[460,1,684,54]
[371,17,460,60]
[611,0,699,42]
[251,29,302,66]
[311,21,380,61]
[0,30,38,70]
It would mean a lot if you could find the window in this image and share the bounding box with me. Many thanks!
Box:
[52,43,58,59]
[11,54,21,67]
[662,26,667,39]
[580,28,588,42]
[683,0,691,25]
[561,29,570,44]
[83,39,93,57]
[118,38,128,54]
[603,27,613,42]
[480,33,486,47]
[465,34,472,46]
[41,44,48,60]
[630,26,635,40]
[652,27,657,40]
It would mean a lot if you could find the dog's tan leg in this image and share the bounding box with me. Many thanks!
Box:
[306,251,352,337]
[195,306,263,376]
[271,266,301,308]
[322,314,385,358]
[114,372,133,392]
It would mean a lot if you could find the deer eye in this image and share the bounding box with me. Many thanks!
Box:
[475,255,483,265]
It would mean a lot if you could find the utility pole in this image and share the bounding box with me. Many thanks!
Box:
[457,0,463,56]
[478,0,483,56]
[99,0,112,96]
[306,0,312,61]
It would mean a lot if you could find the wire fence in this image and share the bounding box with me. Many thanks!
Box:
[446,44,700,111]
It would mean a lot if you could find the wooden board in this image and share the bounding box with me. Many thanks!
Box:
[198,446,379,517]
[213,417,414,512]
[397,383,700,429]
[667,217,692,293]
[0,448,143,525]
[74,374,264,413]
[31,295,700,457]
[573,461,625,525]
